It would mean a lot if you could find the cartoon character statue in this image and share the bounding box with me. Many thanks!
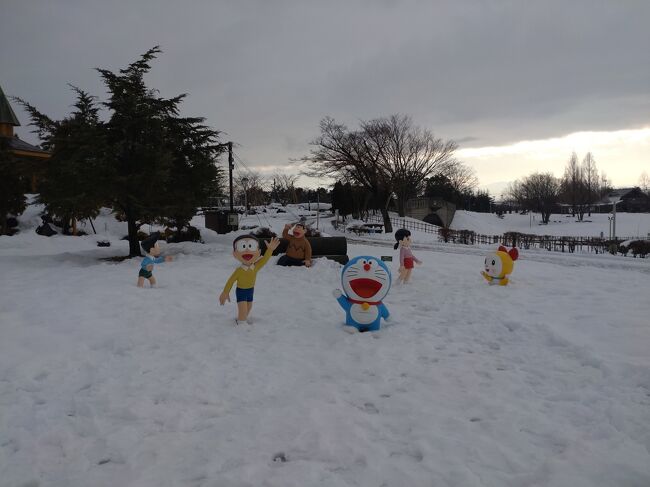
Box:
[333,256,391,332]
[220,234,281,324]
[394,228,422,284]
[277,222,313,267]
[481,246,519,286]
[137,232,173,287]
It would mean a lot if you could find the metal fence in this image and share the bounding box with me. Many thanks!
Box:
[363,214,647,255]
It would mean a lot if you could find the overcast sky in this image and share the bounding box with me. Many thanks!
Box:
[2,0,649,193]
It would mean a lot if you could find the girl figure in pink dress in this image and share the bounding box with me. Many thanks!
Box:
[394,229,422,284]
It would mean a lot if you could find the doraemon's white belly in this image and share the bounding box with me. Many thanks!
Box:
[350,304,379,324]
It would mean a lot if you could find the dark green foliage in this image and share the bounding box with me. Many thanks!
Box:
[331,181,354,218]
[0,138,27,234]
[17,87,106,234]
[425,174,460,202]
[425,175,493,212]
[155,114,224,234]
[98,46,224,256]
[165,225,202,243]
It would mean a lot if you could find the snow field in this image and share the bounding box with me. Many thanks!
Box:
[1,202,650,486]
[1,229,650,486]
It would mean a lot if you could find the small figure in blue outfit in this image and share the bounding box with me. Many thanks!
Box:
[333,256,392,333]
[137,232,173,287]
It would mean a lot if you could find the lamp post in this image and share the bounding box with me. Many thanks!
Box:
[241,176,249,213]
[607,195,620,241]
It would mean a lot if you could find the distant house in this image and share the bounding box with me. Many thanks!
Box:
[595,187,650,213]
[0,84,50,191]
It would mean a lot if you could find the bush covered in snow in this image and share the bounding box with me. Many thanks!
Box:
[252,227,278,239]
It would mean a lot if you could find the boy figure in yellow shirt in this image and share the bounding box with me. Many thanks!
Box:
[219,235,281,324]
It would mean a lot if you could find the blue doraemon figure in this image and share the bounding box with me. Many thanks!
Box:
[333,256,391,332]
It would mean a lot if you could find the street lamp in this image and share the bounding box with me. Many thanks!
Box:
[607,194,621,240]
[241,176,249,212]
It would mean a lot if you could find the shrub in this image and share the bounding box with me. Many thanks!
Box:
[618,243,630,256]
[629,240,650,258]
[166,225,202,243]
[458,230,475,245]
[253,227,277,239]
[304,226,321,238]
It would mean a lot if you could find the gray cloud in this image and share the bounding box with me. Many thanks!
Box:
[2,0,648,176]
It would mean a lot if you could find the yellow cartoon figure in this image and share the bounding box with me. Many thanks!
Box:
[481,246,519,286]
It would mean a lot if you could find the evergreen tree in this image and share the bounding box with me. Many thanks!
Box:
[17,87,106,234]
[157,114,224,234]
[0,138,27,234]
[331,181,344,213]
[98,46,224,256]
[424,174,460,203]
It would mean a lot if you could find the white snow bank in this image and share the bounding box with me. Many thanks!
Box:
[451,210,650,238]
[1,221,649,486]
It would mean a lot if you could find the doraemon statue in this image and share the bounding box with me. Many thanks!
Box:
[481,246,519,286]
[333,256,391,332]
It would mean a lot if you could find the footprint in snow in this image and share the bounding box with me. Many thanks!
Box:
[363,402,379,414]
[272,452,288,463]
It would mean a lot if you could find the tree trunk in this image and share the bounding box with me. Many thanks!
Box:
[72,217,77,236]
[380,207,392,234]
[397,196,406,217]
[382,194,393,233]
[61,217,71,235]
[126,206,141,257]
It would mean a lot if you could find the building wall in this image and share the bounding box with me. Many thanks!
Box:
[405,197,456,227]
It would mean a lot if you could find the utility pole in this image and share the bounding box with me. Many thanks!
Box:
[228,141,234,211]
[612,198,617,240]
[316,189,320,230]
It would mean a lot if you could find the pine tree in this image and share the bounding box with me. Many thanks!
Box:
[0,138,27,234]
[17,87,106,234]
[156,114,224,234]
[98,46,224,256]
[97,47,173,255]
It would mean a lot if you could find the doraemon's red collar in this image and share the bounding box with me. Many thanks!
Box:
[348,298,383,306]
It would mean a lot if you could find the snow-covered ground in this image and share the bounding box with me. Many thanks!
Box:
[1,204,650,487]
[451,210,650,239]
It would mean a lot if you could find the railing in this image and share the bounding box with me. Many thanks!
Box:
[365,215,439,234]
[363,215,648,254]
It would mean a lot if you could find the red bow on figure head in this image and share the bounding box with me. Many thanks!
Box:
[498,246,519,261]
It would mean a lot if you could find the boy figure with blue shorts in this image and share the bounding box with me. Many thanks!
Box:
[219,235,280,324]
[137,232,173,288]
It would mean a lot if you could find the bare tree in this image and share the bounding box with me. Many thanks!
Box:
[300,117,395,231]
[301,115,459,231]
[361,115,458,216]
[271,172,300,204]
[560,152,589,220]
[639,171,650,193]
[446,163,479,195]
[582,152,598,216]
[509,173,561,224]
[235,170,268,208]
[600,172,613,198]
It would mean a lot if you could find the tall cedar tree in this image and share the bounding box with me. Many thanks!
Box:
[0,137,27,234]
[157,115,225,233]
[17,87,106,234]
[97,47,224,256]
